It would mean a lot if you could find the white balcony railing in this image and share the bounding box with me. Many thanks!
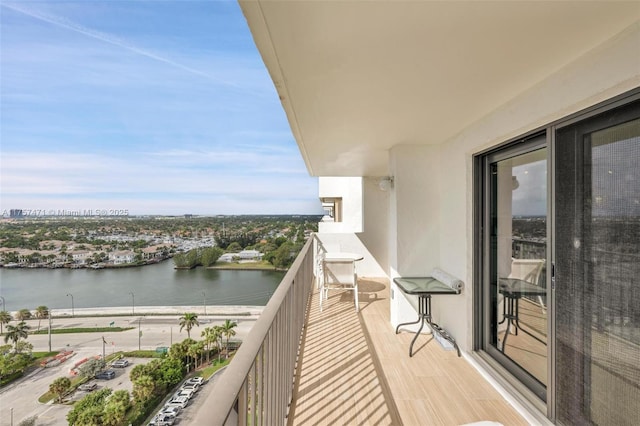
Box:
[204,237,315,425]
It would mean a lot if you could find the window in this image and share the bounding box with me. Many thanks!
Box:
[321,197,342,222]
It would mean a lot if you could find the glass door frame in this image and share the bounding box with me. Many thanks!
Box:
[477,133,551,404]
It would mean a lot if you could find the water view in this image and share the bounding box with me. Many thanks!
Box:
[0,260,285,312]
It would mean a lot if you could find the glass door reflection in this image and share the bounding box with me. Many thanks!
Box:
[490,146,548,388]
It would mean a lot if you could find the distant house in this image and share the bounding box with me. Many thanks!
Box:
[238,250,263,260]
[70,250,91,264]
[218,253,235,262]
[218,250,263,262]
[141,244,172,260]
[108,250,135,264]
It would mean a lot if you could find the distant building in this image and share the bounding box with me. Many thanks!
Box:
[238,250,263,260]
[218,253,235,262]
[70,250,91,264]
[108,250,135,264]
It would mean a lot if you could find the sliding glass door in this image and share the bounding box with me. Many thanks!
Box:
[555,99,640,425]
[482,135,548,401]
[477,92,640,424]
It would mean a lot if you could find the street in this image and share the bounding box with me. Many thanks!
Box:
[0,310,258,426]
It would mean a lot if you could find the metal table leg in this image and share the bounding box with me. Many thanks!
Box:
[395,295,461,357]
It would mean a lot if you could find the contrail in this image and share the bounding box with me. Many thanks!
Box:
[1,2,242,88]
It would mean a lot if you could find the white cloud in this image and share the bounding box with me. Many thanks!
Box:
[0,152,319,214]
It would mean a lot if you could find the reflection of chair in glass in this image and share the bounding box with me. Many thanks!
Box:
[320,258,358,312]
[508,258,545,313]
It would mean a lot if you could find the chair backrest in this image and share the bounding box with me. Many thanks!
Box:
[323,260,356,286]
[508,258,544,285]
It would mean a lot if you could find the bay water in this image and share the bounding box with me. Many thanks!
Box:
[0,261,285,312]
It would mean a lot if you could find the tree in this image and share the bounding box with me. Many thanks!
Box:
[132,374,155,403]
[0,347,31,380]
[179,313,199,339]
[103,390,130,426]
[15,309,32,321]
[35,305,49,331]
[129,363,148,383]
[201,326,221,363]
[226,242,242,252]
[4,321,30,351]
[221,319,237,358]
[79,358,106,379]
[49,376,72,403]
[213,325,224,362]
[201,247,223,267]
[159,357,184,388]
[67,388,111,425]
[187,341,204,371]
[15,341,33,355]
[278,242,297,269]
[0,310,11,334]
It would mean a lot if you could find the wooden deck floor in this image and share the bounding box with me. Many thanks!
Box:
[288,278,529,426]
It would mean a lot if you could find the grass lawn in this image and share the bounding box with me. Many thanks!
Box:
[33,351,59,360]
[122,349,166,358]
[208,260,277,270]
[38,375,87,403]
[32,327,134,335]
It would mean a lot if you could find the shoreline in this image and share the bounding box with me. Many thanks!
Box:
[2,260,283,272]
[5,305,265,318]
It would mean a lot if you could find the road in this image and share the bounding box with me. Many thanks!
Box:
[0,311,258,426]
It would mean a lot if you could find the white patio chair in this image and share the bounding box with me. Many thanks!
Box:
[320,258,359,312]
[508,258,546,313]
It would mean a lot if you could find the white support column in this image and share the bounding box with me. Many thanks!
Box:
[389,144,442,330]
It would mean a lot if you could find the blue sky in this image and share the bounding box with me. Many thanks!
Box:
[0,1,321,216]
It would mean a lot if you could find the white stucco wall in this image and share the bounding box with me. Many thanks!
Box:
[315,232,386,277]
[385,22,640,351]
[388,144,444,329]
[318,176,363,233]
[359,177,391,274]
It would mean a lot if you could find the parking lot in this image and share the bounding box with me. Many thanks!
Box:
[146,372,224,425]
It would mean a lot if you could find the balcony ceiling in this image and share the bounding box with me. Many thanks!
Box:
[240,1,639,177]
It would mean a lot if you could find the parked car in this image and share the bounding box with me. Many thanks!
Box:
[112,359,129,368]
[181,382,199,393]
[167,396,189,408]
[174,388,195,400]
[95,369,116,380]
[78,382,97,392]
[148,413,176,426]
[186,376,204,385]
[161,405,181,417]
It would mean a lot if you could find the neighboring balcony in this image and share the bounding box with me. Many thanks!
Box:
[201,237,529,425]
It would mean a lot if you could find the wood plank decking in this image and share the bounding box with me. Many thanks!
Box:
[288,278,529,426]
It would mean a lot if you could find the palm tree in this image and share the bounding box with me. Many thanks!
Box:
[178,312,199,339]
[35,305,49,331]
[221,319,237,358]
[14,308,32,321]
[4,321,30,351]
[0,310,11,334]
[49,377,71,403]
[201,327,218,364]
[187,342,203,371]
[133,375,155,403]
[207,325,224,362]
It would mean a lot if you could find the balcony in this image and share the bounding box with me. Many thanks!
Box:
[201,238,530,425]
